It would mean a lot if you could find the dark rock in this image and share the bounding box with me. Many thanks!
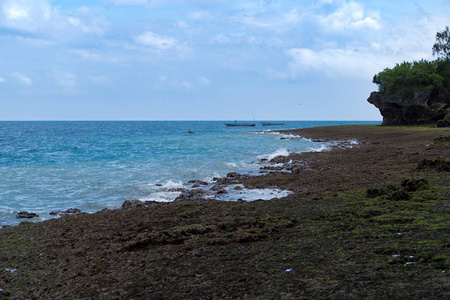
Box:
[16,211,39,219]
[401,178,429,192]
[367,90,450,126]
[50,208,82,217]
[210,185,223,191]
[227,172,240,178]
[234,186,243,190]
[189,189,212,197]
[122,199,146,210]
[174,189,212,201]
[416,159,450,172]
[216,189,228,195]
[366,185,398,198]
[433,136,450,143]
[389,190,410,201]
[169,188,189,193]
[144,201,159,207]
[187,180,208,186]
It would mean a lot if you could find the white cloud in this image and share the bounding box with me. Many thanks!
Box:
[12,72,33,85]
[106,0,150,5]
[51,70,77,90]
[0,77,5,83]
[1,0,53,31]
[68,15,109,36]
[317,0,381,31]
[87,75,111,85]
[0,0,109,39]
[233,9,301,29]
[198,76,211,85]
[188,10,211,20]
[135,31,177,49]
[282,47,390,80]
[157,76,192,89]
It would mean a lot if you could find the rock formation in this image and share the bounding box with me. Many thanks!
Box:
[368,88,450,126]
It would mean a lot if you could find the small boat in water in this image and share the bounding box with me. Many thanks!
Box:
[225,123,256,127]
[261,122,285,126]
[225,121,256,127]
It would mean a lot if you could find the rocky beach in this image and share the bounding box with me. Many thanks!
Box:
[0,124,449,299]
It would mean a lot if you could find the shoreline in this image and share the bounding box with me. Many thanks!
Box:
[0,125,449,299]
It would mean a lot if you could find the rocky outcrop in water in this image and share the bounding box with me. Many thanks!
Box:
[367,89,450,126]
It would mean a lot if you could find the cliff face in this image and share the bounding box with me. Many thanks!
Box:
[367,88,450,126]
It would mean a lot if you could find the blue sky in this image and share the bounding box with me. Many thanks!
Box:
[0,0,449,121]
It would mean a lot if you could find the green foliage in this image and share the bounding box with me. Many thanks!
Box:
[433,26,450,60]
[373,26,450,97]
[372,60,446,97]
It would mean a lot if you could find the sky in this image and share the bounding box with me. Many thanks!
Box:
[0,0,449,121]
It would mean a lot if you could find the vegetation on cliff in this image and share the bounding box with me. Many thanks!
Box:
[369,27,450,126]
[373,27,450,99]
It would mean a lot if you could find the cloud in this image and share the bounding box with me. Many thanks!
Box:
[198,76,211,85]
[233,9,301,29]
[135,31,177,49]
[0,0,109,40]
[157,76,192,89]
[188,10,211,20]
[68,15,109,36]
[51,69,77,90]
[12,72,33,85]
[317,0,381,31]
[1,0,53,32]
[87,75,111,85]
[106,0,150,5]
[0,77,5,83]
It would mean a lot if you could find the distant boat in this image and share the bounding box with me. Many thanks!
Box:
[225,121,256,127]
[261,122,285,126]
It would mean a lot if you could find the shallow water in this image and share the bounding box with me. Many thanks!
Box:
[0,121,378,225]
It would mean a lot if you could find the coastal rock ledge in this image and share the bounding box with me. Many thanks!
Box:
[367,90,450,126]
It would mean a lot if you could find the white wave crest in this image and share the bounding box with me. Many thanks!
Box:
[141,191,182,203]
[308,144,329,152]
[257,148,290,161]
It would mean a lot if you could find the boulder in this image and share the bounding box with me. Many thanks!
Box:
[122,199,146,210]
[50,208,82,217]
[16,211,39,219]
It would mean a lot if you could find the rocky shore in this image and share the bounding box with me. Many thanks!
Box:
[0,125,449,299]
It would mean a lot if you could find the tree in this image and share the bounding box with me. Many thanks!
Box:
[432,26,450,60]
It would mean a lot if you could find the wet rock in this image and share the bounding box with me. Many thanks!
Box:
[234,186,243,190]
[216,189,228,195]
[144,201,159,207]
[175,189,212,201]
[50,208,82,217]
[189,189,212,197]
[122,199,146,210]
[210,185,223,191]
[187,180,208,186]
[16,211,39,219]
[169,188,189,193]
[227,172,240,178]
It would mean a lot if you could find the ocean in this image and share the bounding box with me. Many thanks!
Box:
[0,121,379,226]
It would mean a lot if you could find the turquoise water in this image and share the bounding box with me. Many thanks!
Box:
[0,121,379,225]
